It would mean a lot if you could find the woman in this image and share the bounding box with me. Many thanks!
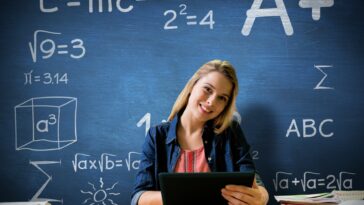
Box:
[131,60,269,205]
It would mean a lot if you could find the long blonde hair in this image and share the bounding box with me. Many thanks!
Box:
[167,59,239,134]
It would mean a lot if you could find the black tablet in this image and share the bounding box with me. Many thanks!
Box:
[159,172,255,205]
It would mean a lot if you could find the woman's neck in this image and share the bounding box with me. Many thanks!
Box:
[178,111,205,150]
[180,110,204,135]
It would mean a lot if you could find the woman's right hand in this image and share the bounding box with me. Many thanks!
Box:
[138,191,163,205]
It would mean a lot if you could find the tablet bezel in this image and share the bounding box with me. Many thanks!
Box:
[159,171,255,205]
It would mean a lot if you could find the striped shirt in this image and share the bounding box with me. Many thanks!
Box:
[174,146,210,173]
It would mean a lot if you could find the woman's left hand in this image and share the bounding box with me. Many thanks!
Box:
[221,179,267,205]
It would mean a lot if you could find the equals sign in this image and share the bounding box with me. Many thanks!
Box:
[317,179,325,186]
[57,45,69,54]
[115,160,123,167]
[186,15,197,25]
[34,76,41,82]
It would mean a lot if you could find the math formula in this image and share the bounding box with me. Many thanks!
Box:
[72,152,141,172]
[273,171,356,192]
[29,30,86,63]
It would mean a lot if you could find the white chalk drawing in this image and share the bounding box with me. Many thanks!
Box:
[273,171,355,192]
[314,65,334,90]
[137,113,168,137]
[81,177,120,205]
[72,153,122,173]
[29,30,86,63]
[14,96,77,151]
[125,151,141,171]
[163,4,214,30]
[29,30,60,63]
[286,118,334,138]
[242,0,293,36]
[24,70,69,85]
[72,152,141,172]
[137,113,151,137]
[299,0,334,21]
[30,160,63,203]
[39,0,144,13]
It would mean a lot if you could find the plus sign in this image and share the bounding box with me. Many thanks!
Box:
[292,178,300,186]
[299,0,334,21]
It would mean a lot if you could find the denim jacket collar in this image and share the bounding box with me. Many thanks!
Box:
[166,115,178,144]
[165,114,216,145]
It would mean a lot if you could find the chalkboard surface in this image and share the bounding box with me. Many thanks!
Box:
[1,0,363,204]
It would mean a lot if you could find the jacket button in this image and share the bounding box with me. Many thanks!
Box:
[204,140,208,144]
[208,157,212,161]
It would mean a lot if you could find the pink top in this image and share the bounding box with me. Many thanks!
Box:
[174,146,211,173]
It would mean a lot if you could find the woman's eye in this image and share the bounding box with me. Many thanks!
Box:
[204,87,212,93]
[219,96,227,102]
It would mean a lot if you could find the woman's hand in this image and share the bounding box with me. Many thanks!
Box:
[221,179,269,205]
[138,191,163,205]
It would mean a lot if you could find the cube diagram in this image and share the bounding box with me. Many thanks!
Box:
[15,96,77,151]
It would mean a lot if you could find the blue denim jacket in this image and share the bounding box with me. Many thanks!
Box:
[131,115,260,205]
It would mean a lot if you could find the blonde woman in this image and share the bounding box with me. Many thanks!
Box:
[131,60,269,205]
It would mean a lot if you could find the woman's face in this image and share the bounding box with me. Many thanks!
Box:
[186,71,233,123]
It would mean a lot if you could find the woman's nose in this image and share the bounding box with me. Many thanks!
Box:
[206,95,215,106]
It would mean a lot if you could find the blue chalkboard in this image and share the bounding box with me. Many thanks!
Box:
[0,0,363,204]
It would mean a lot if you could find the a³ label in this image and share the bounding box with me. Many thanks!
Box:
[36,114,57,133]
